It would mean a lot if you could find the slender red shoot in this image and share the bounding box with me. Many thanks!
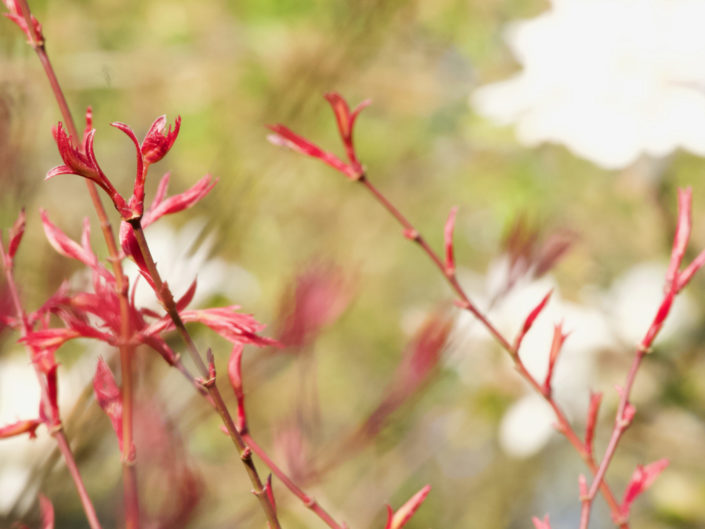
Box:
[443,206,458,276]
[514,290,552,352]
[384,485,431,529]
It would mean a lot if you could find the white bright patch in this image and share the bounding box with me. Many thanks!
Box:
[472,0,705,169]
[499,394,555,458]
[125,218,260,311]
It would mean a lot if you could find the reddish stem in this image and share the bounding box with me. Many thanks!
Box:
[242,433,346,529]
[13,2,141,525]
[356,173,628,527]
[129,224,282,529]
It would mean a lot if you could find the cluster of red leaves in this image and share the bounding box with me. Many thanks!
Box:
[49,110,182,221]
[0,115,272,459]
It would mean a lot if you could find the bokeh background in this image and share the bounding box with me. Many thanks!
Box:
[2,0,705,528]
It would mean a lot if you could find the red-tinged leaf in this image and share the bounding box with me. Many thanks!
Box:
[614,385,636,428]
[267,124,358,179]
[144,174,217,225]
[149,172,171,213]
[119,221,148,275]
[384,485,431,529]
[264,474,277,514]
[276,262,355,349]
[0,418,41,439]
[228,343,244,398]
[142,336,178,366]
[8,207,26,259]
[619,459,669,519]
[677,246,705,292]
[666,188,692,288]
[515,290,552,351]
[177,307,277,347]
[111,121,145,219]
[176,278,198,312]
[641,288,675,349]
[39,494,54,529]
[325,93,353,140]
[21,328,81,351]
[48,124,102,184]
[41,210,96,266]
[82,107,93,143]
[534,231,575,278]
[228,343,246,431]
[405,311,453,387]
[444,206,458,276]
[3,0,43,45]
[532,514,552,529]
[323,93,371,166]
[622,402,636,426]
[267,124,328,158]
[93,357,123,450]
[543,322,569,393]
[584,391,602,454]
[141,115,181,165]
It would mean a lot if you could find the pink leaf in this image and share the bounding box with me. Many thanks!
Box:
[532,514,552,529]
[677,247,705,292]
[0,418,41,439]
[20,328,81,351]
[384,485,430,529]
[666,188,692,288]
[323,92,370,171]
[641,288,675,350]
[93,357,123,451]
[141,115,181,164]
[144,174,217,225]
[3,0,43,44]
[39,494,54,529]
[264,474,277,515]
[41,210,95,267]
[543,322,569,393]
[174,307,277,347]
[584,391,602,454]
[619,459,669,519]
[7,207,26,259]
[267,124,359,179]
[176,278,198,312]
[276,262,355,349]
[443,206,458,276]
[111,121,145,219]
[228,343,246,432]
[514,290,552,351]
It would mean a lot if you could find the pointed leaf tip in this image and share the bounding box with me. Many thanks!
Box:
[619,459,669,519]
[385,485,431,529]
[532,514,551,529]
[444,206,458,275]
[7,207,26,259]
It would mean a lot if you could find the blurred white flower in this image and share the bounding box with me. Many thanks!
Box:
[0,357,43,514]
[0,353,97,514]
[125,218,260,311]
[471,0,705,169]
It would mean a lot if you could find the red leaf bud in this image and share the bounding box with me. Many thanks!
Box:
[384,485,431,529]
